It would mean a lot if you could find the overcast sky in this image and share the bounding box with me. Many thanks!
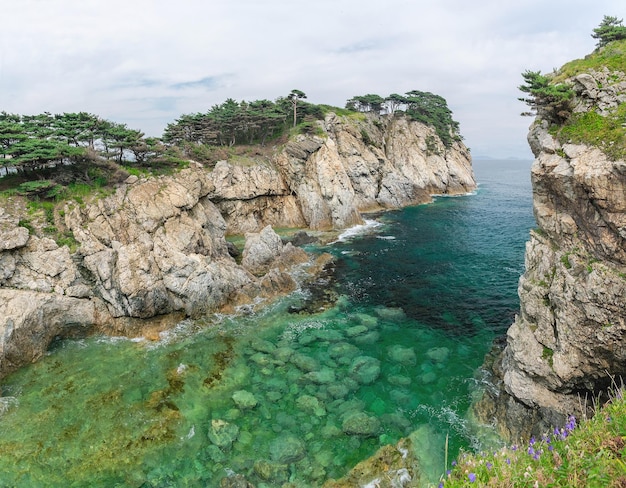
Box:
[1,1,622,159]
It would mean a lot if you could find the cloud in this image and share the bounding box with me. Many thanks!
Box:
[170,75,230,91]
[0,0,619,156]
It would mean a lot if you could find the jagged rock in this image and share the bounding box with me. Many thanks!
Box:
[0,226,29,251]
[241,225,284,275]
[0,289,96,378]
[323,438,420,488]
[476,68,626,442]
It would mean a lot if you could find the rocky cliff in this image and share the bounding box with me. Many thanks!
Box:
[0,112,474,379]
[476,68,626,441]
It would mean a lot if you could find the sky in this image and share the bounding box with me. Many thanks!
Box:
[0,1,623,159]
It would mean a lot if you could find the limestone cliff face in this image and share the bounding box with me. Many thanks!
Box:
[211,113,475,232]
[0,113,474,379]
[476,69,626,441]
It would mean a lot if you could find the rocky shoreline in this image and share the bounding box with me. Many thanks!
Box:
[0,112,475,381]
[475,68,626,441]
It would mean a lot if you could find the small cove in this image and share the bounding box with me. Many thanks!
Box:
[0,160,535,487]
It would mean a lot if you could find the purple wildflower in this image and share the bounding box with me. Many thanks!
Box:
[529,436,536,445]
[506,458,511,465]
[439,483,444,488]
[528,446,535,456]
[451,460,457,467]
[548,445,554,451]
[511,444,518,451]
[486,462,493,470]
[468,473,476,483]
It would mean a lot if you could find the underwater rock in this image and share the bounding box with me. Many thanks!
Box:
[219,473,255,488]
[387,374,412,387]
[353,331,380,345]
[304,368,337,385]
[313,329,344,342]
[273,346,295,362]
[253,459,288,483]
[232,390,258,410]
[350,356,381,384]
[387,345,417,365]
[353,312,379,329]
[296,394,326,416]
[206,444,227,463]
[374,306,406,322]
[269,434,306,464]
[345,325,368,337]
[328,342,360,361]
[341,411,381,437]
[426,347,450,363]
[249,338,276,354]
[207,419,240,449]
[327,383,350,399]
[291,353,320,372]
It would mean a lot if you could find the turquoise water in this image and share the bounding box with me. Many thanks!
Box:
[0,160,534,487]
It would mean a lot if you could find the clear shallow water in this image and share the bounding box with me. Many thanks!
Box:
[0,160,534,487]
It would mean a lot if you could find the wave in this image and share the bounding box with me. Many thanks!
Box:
[333,219,383,243]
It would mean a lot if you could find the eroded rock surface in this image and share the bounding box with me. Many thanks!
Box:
[475,68,626,441]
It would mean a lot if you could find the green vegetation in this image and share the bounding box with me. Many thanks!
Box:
[439,386,626,487]
[518,70,574,124]
[346,91,463,148]
[552,39,626,83]
[553,103,626,161]
[592,16,626,48]
[520,17,626,160]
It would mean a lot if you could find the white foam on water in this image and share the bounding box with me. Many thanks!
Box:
[333,219,383,243]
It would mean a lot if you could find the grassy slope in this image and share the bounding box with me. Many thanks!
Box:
[550,39,626,161]
[440,388,626,487]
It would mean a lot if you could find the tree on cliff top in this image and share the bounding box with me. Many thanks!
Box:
[518,70,573,124]
[592,15,626,48]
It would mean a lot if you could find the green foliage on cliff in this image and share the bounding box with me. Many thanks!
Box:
[346,90,463,148]
[439,386,626,487]
[551,39,626,83]
[553,103,626,161]
[592,16,626,48]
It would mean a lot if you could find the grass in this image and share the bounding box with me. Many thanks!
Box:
[552,39,626,84]
[438,385,626,487]
[552,103,626,161]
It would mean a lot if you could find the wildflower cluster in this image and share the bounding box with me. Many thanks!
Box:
[438,389,626,487]
[438,415,578,487]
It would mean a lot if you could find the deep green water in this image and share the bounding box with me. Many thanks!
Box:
[0,160,535,487]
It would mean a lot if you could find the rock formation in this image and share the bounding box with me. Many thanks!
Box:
[475,68,626,441]
[0,112,474,379]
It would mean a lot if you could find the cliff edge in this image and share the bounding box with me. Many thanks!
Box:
[476,63,626,441]
[0,112,474,379]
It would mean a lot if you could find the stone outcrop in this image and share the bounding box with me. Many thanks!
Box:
[475,68,626,441]
[212,113,475,232]
[0,112,474,379]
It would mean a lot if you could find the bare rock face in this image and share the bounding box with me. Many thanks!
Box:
[0,289,97,377]
[273,114,475,231]
[0,113,473,379]
[65,166,254,319]
[476,69,626,441]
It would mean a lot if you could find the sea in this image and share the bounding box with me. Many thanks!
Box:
[0,159,535,487]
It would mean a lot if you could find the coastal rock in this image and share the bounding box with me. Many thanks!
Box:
[241,225,284,275]
[0,289,96,377]
[350,356,381,384]
[476,68,626,441]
